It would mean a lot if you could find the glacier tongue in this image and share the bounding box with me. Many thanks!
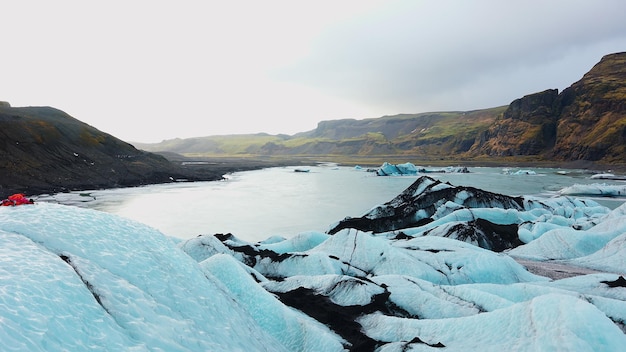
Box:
[2,174,626,351]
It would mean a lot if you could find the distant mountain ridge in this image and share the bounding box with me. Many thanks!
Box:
[136,52,626,166]
[135,108,506,159]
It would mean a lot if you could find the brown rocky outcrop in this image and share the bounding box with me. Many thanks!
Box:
[469,52,626,163]
[469,89,559,156]
[549,52,626,161]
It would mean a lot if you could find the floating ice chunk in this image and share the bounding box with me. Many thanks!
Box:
[510,169,537,175]
[560,183,626,197]
[376,162,419,176]
[590,173,626,180]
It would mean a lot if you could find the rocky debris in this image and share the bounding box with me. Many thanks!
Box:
[602,276,626,288]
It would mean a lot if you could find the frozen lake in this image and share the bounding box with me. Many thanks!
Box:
[39,164,626,242]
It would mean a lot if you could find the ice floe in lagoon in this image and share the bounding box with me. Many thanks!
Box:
[2,175,626,350]
[590,173,626,180]
[376,162,420,176]
[375,162,469,176]
[503,169,538,175]
[559,182,626,197]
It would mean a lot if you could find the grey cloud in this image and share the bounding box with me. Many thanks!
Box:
[275,0,626,112]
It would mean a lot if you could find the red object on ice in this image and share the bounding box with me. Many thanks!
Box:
[1,193,34,206]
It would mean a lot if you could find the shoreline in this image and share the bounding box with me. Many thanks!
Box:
[15,155,626,198]
[172,153,626,171]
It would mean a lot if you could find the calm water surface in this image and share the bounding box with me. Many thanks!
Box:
[40,165,626,242]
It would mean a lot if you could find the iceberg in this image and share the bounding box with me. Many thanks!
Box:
[2,175,626,351]
[590,173,626,180]
[559,183,626,197]
[512,169,537,175]
[375,162,470,176]
[376,162,420,176]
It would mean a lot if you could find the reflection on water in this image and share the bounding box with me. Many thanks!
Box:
[38,165,626,242]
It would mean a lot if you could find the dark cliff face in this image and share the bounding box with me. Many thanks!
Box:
[470,52,626,162]
[503,89,560,123]
[469,89,560,157]
[550,52,626,161]
[0,106,220,197]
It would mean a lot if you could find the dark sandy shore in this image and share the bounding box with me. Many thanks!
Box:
[176,154,626,173]
[169,155,311,180]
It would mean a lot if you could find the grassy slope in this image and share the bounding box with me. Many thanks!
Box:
[135,107,506,159]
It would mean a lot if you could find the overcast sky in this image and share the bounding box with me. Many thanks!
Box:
[2,0,626,143]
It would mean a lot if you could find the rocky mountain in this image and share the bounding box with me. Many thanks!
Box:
[470,52,626,163]
[0,105,229,197]
[137,52,626,167]
[468,89,560,157]
[552,52,626,161]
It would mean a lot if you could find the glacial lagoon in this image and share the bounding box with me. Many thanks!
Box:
[38,164,626,242]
